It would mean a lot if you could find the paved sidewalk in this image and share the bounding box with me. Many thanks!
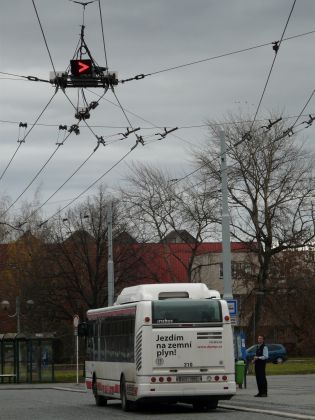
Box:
[220,374,315,419]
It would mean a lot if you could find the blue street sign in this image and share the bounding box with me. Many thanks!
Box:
[226,299,238,317]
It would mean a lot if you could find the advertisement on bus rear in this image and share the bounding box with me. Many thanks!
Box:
[152,330,223,368]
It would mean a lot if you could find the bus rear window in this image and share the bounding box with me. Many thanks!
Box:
[152,299,222,324]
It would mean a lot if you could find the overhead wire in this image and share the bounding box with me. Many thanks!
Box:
[34,91,146,224]
[0,112,314,131]
[13,0,141,226]
[23,149,96,224]
[249,0,297,131]
[97,0,109,71]
[87,88,196,146]
[119,28,315,83]
[1,87,110,218]
[0,90,58,183]
[32,0,57,76]
[40,146,135,226]
[2,28,315,86]
[3,3,313,228]
[0,127,75,219]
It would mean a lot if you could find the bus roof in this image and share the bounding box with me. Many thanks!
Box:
[114,283,220,305]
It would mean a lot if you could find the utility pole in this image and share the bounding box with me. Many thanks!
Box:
[107,202,114,306]
[15,296,21,334]
[220,130,233,300]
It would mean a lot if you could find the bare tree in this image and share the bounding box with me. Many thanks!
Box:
[194,113,315,328]
[120,162,220,281]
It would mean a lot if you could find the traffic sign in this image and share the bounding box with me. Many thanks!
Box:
[70,59,92,76]
[226,299,238,317]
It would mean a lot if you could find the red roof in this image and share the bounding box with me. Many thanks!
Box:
[115,242,255,285]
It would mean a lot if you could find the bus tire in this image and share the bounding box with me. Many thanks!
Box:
[120,376,132,411]
[92,376,107,407]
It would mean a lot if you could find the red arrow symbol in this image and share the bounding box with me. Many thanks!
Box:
[78,61,90,74]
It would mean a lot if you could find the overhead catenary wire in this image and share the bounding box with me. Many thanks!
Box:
[2,4,314,228]
[40,146,136,225]
[290,88,315,129]
[0,128,76,219]
[1,87,110,218]
[0,113,314,131]
[88,88,196,146]
[22,148,97,224]
[249,0,297,132]
[119,28,315,83]
[0,90,58,183]
[34,87,148,224]
[22,114,314,229]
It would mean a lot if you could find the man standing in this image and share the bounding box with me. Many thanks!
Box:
[253,335,269,397]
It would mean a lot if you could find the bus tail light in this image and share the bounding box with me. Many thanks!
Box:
[151,377,156,383]
[144,316,150,323]
[214,376,220,381]
[159,377,164,382]
[222,375,227,381]
[224,315,230,321]
[166,377,172,382]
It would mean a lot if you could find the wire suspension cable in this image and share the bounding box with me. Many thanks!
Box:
[98,0,109,70]
[32,0,57,75]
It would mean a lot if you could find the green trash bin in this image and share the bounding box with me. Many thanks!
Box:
[235,360,246,388]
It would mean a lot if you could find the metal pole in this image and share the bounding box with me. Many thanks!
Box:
[107,202,114,306]
[253,295,256,345]
[220,130,233,299]
[16,296,21,334]
[76,335,79,385]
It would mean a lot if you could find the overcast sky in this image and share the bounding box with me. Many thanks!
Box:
[1,0,315,222]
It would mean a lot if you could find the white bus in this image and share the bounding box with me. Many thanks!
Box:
[79,283,236,411]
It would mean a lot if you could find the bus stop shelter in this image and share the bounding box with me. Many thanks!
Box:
[0,332,56,383]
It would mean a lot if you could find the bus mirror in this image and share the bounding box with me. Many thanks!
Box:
[78,322,89,337]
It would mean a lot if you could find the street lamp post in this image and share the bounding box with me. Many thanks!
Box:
[1,297,34,334]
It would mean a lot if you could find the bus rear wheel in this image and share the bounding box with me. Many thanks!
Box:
[120,376,133,411]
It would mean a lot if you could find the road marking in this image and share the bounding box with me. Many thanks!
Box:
[219,404,315,420]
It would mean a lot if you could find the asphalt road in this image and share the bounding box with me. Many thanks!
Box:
[0,375,314,420]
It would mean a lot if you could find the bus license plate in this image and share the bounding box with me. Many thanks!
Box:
[176,376,202,383]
